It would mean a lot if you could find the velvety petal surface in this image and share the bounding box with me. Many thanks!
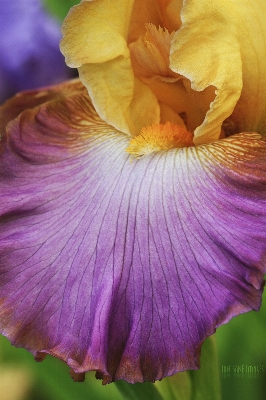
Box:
[0,81,266,384]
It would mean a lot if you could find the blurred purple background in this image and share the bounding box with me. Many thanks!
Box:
[0,0,75,104]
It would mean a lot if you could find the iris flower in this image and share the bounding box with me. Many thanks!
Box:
[0,0,266,385]
[0,0,73,104]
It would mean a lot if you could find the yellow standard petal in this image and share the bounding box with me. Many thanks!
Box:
[60,0,132,67]
[60,0,160,136]
[170,0,266,144]
[61,0,266,149]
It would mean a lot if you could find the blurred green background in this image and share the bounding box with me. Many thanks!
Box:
[1,1,265,399]
[43,0,80,20]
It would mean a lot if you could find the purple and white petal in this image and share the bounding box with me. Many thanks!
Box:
[0,82,265,383]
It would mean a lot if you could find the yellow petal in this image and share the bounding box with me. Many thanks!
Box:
[128,0,183,41]
[60,0,133,67]
[79,61,159,135]
[129,24,177,79]
[61,0,160,135]
[170,0,266,145]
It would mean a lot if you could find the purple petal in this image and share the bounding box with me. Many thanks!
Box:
[0,81,265,383]
[0,0,74,103]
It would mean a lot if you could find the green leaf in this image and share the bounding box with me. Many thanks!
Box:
[155,335,221,400]
[188,335,221,400]
[155,371,192,400]
[43,0,80,20]
[115,380,164,400]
